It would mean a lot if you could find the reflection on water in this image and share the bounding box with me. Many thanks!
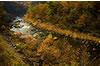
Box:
[10,17,45,39]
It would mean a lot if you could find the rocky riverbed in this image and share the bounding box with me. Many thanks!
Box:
[10,16,46,40]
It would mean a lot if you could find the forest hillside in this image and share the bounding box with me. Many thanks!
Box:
[0,1,100,66]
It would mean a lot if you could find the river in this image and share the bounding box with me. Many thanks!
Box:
[10,16,46,40]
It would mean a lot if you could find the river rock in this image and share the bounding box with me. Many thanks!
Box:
[10,16,46,40]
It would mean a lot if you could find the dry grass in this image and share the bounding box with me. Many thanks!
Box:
[24,18,100,44]
[0,34,25,65]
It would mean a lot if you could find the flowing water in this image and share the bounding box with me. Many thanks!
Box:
[10,16,46,39]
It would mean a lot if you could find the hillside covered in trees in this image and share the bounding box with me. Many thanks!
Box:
[0,1,100,66]
[25,2,100,33]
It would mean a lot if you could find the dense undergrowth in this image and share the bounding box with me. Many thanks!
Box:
[0,32,25,65]
[24,2,100,32]
[24,1,100,43]
[24,18,100,43]
[1,25,100,66]
[0,2,25,65]
[0,1,100,66]
[24,1,100,66]
[0,26,92,66]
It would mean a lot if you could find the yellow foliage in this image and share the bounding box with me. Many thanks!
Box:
[25,18,100,44]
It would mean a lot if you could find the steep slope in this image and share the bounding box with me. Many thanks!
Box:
[0,34,25,65]
[24,1,100,33]
[0,2,25,65]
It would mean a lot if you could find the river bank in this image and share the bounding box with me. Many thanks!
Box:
[0,16,99,66]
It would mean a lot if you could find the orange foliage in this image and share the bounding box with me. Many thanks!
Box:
[25,35,32,41]
[25,18,100,43]
[16,32,23,36]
